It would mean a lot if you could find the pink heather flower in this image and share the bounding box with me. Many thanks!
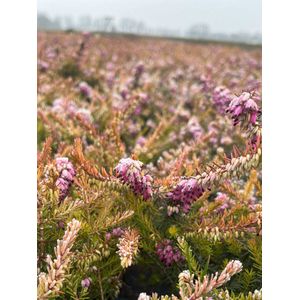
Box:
[55,157,76,202]
[106,62,115,71]
[106,71,115,88]
[105,232,112,241]
[120,87,129,100]
[167,178,204,213]
[239,92,251,102]
[52,98,93,124]
[106,227,125,242]
[38,60,49,72]
[186,117,203,139]
[247,79,261,91]
[208,122,218,144]
[247,197,258,211]
[214,192,236,214]
[199,74,213,93]
[52,98,78,116]
[81,277,92,288]
[134,105,142,116]
[220,136,232,145]
[146,119,156,129]
[156,239,184,267]
[212,86,233,114]
[112,227,125,237]
[169,80,178,93]
[227,91,260,126]
[127,121,140,135]
[134,61,145,77]
[76,108,93,123]
[79,81,92,98]
[136,136,147,147]
[250,111,258,124]
[57,220,65,229]
[244,98,258,110]
[45,48,56,59]
[233,105,243,116]
[139,92,149,104]
[115,158,153,200]
[180,117,203,140]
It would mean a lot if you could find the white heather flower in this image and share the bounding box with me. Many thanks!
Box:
[38,219,81,298]
[252,289,262,299]
[177,260,243,299]
[117,228,140,268]
[231,260,243,274]
[138,293,150,300]
[178,270,192,283]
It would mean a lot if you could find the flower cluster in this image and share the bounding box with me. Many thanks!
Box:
[55,157,76,202]
[38,219,81,298]
[212,85,233,114]
[133,61,145,78]
[181,116,203,140]
[178,260,243,299]
[38,59,49,72]
[105,227,125,241]
[214,192,236,214]
[156,239,184,266]
[78,81,92,98]
[138,260,243,299]
[226,91,260,127]
[115,158,153,200]
[52,98,78,115]
[117,228,140,269]
[167,178,204,213]
[52,98,93,123]
[81,277,92,288]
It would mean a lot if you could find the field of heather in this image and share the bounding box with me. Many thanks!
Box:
[37,32,262,300]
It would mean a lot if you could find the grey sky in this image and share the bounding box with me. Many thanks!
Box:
[37,0,261,34]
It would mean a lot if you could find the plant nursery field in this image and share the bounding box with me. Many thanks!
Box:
[37,32,262,300]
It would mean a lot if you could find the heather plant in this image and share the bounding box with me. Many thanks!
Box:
[38,32,261,299]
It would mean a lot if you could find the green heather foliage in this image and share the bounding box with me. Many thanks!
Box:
[37,32,262,300]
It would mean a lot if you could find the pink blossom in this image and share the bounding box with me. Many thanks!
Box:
[52,98,78,116]
[38,60,49,72]
[167,178,204,213]
[112,227,125,237]
[136,136,147,147]
[156,239,184,267]
[227,91,260,127]
[245,99,258,110]
[79,81,92,98]
[212,86,232,114]
[81,277,92,288]
[55,157,76,202]
[115,158,153,200]
[76,108,93,123]
[214,192,236,214]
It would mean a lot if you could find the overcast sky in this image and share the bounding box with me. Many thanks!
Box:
[37,0,261,34]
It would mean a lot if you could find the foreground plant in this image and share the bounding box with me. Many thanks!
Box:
[138,260,242,300]
[37,219,81,299]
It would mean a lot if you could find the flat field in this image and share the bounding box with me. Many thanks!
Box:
[37,32,262,300]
